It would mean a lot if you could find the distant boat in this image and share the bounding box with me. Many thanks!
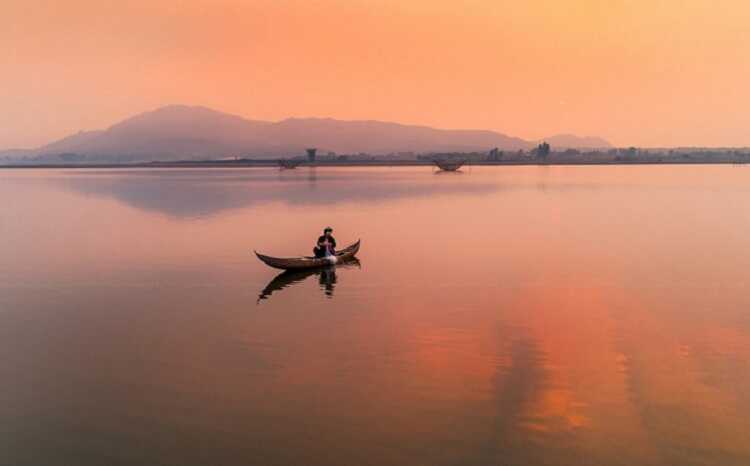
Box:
[434,159,466,171]
[278,159,302,169]
[255,240,361,270]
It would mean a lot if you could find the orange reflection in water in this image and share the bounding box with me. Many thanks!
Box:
[3,166,750,466]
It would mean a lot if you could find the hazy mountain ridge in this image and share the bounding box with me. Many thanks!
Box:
[542,134,612,149]
[2,105,611,163]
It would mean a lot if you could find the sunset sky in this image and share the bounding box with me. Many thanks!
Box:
[2,0,749,149]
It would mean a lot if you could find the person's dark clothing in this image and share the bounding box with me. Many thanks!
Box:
[313,235,336,258]
[317,235,336,249]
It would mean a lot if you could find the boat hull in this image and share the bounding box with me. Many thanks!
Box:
[434,160,466,171]
[255,240,361,270]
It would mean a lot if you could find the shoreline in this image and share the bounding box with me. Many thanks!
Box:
[1,159,748,169]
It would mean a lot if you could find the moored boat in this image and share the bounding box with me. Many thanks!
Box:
[278,159,302,169]
[434,159,466,171]
[255,240,361,270]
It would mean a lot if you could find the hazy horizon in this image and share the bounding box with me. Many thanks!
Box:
[3,1,750,149]
[5,102,750,153]
[2,103,613,153]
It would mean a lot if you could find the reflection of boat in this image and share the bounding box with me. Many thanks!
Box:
[434,159,466,171]
[434,169,465,176]
[278,159,302,169]
[257,259,360,302]
[255,240,361,270]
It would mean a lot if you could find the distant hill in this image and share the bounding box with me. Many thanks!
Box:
[542,134,612,149]
[29,106,275,162]
[3,105,611,163]
[264,117,531,154]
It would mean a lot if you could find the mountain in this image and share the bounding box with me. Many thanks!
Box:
[541,134,612,149]
[32,106,276,162]
[4,105,611,163]
[264,117,531,154]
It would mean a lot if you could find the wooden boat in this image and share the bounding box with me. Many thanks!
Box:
[255,240,361,270]
[434,159,466,171]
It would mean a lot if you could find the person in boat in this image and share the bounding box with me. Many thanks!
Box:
[313,227,336,258]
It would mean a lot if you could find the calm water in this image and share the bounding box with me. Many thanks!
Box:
[2,166,750,466]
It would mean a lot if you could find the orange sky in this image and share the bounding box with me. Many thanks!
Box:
[2,0,749,149]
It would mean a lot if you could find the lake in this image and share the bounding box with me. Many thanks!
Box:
[2,165,750,466]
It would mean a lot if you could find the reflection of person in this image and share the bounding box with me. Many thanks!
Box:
[313,227,336,258]
[319,267,337,297]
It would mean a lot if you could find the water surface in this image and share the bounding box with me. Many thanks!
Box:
[2,166,750,465]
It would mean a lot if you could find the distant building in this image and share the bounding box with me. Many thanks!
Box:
[488,147,502,161]
[306,148,317,162]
